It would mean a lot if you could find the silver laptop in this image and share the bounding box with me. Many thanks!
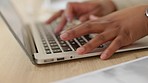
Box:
[0,0,148,65]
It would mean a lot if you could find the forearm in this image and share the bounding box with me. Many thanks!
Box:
[112,0,148,10]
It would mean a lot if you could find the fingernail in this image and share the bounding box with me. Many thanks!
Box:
[61,30,66,34]
[67,17,70,22]
[76,47,85,54]
[89,15,98,20]
[65,14,71,22]
[60,33,68,40]
[67,17,72,22]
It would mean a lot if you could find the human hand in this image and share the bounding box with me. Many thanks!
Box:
[46,0,116,34]
[60,5,148,60]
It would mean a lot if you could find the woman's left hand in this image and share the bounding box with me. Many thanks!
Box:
[60,5,148,60]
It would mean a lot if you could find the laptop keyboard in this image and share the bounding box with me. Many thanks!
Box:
[37,21,105,54]
[56,35,73,52]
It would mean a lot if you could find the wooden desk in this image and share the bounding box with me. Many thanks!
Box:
[0,0,148,83]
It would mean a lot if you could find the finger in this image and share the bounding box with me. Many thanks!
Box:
[79,14,90,22]
[60,26,73,34]
[100,37,123,60]
[65,2,77,22]
[61,20,85,35]
[76,30,117,54]
[54,13,67,34]
[46,10,64,24]
[79,9,102,22]
[60,21,105,40]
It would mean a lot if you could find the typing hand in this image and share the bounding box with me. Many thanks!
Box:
[46,0,116,34]
[60,5,148,60]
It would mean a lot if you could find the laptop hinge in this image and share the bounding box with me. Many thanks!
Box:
[23,24,39,55]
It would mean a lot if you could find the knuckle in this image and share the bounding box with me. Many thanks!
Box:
[84,22,93,33]
[122,29,130,37]
[104,19,121,30]
[115,39,123,48]
[122,29,133,44]
[96,34,106,42]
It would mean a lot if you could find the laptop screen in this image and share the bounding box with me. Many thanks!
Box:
[0,0,24,45]
[0,0,36,64]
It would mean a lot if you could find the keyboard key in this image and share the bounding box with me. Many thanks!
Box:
[42,40,47,44]
[59,40,65,44]
[47,37,54,41]
[45,47,50,50]
[48,40,56,44]
[60,43,67,47]
[40,36,51,54]
[62,47,72,52]
[84,35,92,41]
[98,44,104,48]
[50,43,58,46]
[46,35,54,41]
[46,49,51,54]
[43,43,48,47]
[59,41,72,52]
[76,37,86,45]
[52,49,62,53]
[51,45,60,49]
[69,39,80,51]
[56,35,72,52]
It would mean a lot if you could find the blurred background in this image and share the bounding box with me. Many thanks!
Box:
[11,0,87,22]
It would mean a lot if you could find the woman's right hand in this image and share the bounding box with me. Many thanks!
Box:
[46,0,117,34]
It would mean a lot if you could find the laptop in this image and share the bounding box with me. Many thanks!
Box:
[0,0,148,65]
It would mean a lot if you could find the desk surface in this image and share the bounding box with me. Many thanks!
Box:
[0,0,148,83]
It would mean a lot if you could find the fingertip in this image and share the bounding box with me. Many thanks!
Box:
[67,17,74,23]
[45,20,50,24]
[60,33,69,40]
[100,50,110,60]
[67,17,71,22]
[65,6,74,22]
[76,47,86,54]
[65,9,73,22]
[89,15,98,20]
[100,54,108,60]
[54,25,63,34]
